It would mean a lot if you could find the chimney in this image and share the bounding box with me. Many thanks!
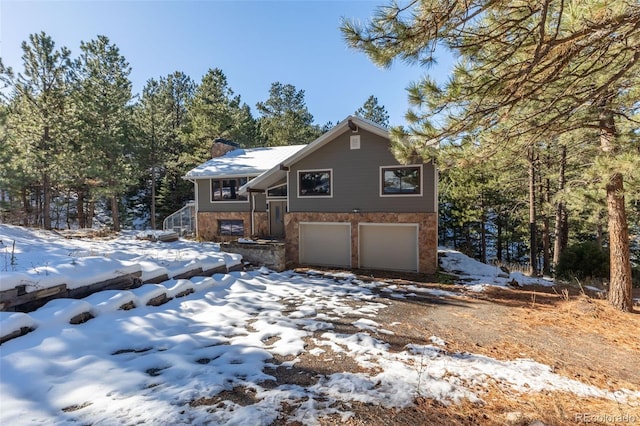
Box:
[211,138,240,159]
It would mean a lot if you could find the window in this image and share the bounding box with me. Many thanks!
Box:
[267,183,287,198]
[211,177,248,202]
[298,170,332,197]
[219,220,244,236]
[381,165,422,196]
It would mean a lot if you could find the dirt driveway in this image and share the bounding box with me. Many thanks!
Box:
[263,270,640,426]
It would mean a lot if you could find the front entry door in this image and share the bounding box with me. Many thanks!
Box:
[269,200,286,237]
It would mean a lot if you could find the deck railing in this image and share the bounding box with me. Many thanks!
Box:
[162,202,195,236]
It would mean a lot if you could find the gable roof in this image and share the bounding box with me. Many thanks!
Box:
[239,115,389,192]
[184,145,307,179]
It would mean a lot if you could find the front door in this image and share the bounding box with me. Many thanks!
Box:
[269,200,286,237]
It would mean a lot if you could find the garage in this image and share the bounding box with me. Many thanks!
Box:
[299,222,351,268]
[359,223,419,272]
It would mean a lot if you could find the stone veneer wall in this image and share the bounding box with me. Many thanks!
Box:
[197,212,250,242]
[197,211,271,241]
[284,212,438,274]
[253,212,269,237]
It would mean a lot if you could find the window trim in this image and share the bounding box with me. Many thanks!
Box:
[210,177,250,203]
[266,183,288,199]
[379,164,423,197]
[297,168,333,198]
[218,219,244,236]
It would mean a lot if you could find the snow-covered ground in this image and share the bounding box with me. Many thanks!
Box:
[438,248,555,291]
[0,225,241,292]
[1,225,638,425]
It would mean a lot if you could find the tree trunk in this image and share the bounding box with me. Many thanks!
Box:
[77,189,86,229]
[505,220,511,263]
[87,200,95,228]
[151,168,157,230]
[552,204,568,267]
[35,185,42,227]
[42,126,52,230]
[496,218,503,262]
[464,225,473,257]
[542,171,551,276]
[528,148,538,276]
[599,103,632,312]
[480,195,487,264]
[552,146,568,268]
[606,174,632,311]
[111,194,121,232]
[480,217,487,264]
[542,214,551,275]
[66,190,71,229]
[21,187,30,226]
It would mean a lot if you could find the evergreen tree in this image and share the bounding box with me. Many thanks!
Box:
[181,68,257,165]
[0,32,72,229]
[354,95,390,127]
[256,82,321,146]
[155,71,196,219]
[232,103,260,148]
[342,0,640,311]
[71,35,135,231]
[133,78,173,229]
[438,143,530,265]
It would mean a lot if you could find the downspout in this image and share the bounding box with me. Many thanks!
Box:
[286,169,291,242]
[250,191,255,236]
[187,178,198,238]
[433,160,439,273]
[286,170,291,212]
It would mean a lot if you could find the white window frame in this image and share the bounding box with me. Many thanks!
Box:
[297,168,333,198]
[379,164,423,197]
[266,183,288,200]
[210,177,250,203]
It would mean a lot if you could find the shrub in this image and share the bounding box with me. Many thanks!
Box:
[556,241,609,281]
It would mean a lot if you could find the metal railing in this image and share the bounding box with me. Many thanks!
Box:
[162,202,195,236]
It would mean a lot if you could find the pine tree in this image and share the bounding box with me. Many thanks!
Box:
[71,35,134,232]
[354,95,389,127]
[438,142,530,265]
[0,32,72,229]
[256,82,321,146]
[342,0,640,311]
[133,78,173,229]
[155,71,196,220]
[181,68,257,165]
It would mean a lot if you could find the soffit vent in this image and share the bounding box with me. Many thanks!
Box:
[350,135,361,150]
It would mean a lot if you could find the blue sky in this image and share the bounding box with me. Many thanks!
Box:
[1,0,453,127]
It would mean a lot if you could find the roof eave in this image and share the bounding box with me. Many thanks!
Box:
[280,116,388,168]
[242,116,388,191]
[239,168,286,194]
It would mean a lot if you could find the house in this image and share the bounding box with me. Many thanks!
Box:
[184,116,438,274]
[183,139,306,240]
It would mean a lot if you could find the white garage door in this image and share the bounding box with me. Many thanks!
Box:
[359,224,419,272]
[299,223,351,268]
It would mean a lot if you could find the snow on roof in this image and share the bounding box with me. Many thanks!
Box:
[184,145,307,179]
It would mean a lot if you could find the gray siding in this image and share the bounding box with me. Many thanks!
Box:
[196,178,251,213]
[288,129,437,213]
[254,193,267,211]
